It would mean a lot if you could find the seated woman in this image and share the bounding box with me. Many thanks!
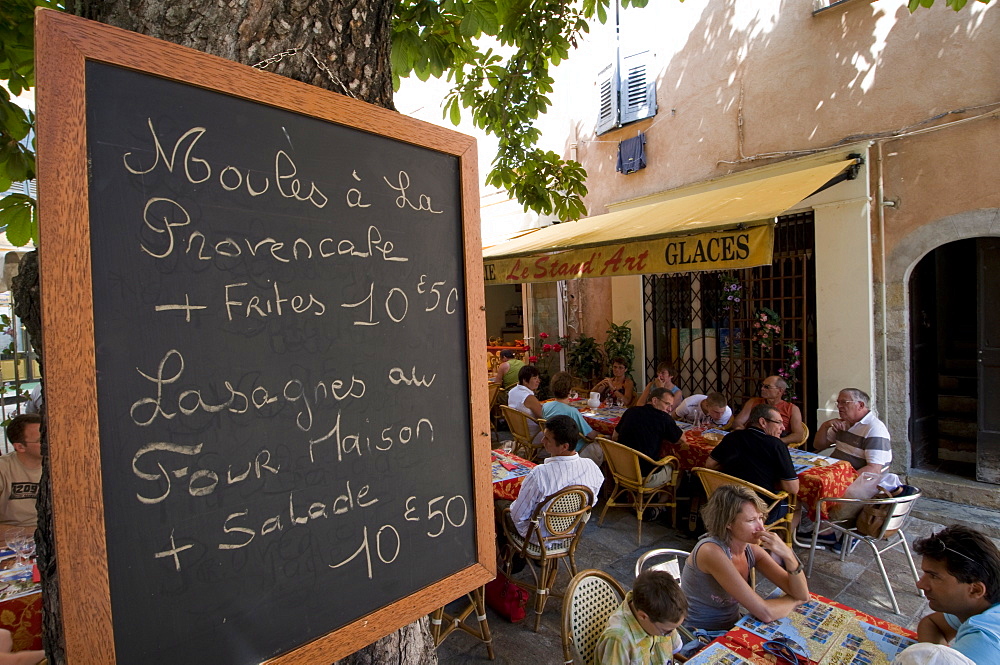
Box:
[636,361,683,409]
[507,365,544,438]
[592,356,636,407]
[492,349,525,389]
[540,371,598,452]
[680,485,809,635]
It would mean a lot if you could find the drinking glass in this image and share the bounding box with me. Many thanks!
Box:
[16,536,35,565]
[4,529,25,566]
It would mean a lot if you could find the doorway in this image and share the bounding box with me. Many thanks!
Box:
[908,238,994,481]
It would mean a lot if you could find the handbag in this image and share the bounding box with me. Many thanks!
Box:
[484,569,528,623]
[855,484,918,538]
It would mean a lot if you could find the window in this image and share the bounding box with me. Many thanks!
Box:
[596,47,657,134]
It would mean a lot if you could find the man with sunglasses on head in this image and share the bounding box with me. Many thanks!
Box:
[911,525,1000,662]
[731,376,804,446]
[814,388,890,474]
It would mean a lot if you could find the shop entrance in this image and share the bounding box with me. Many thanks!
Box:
[909,237,1000,483]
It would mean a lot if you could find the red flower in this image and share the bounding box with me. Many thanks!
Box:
[528,355,539,363]
[539,332,549,339]
[552,343,563,352]
[542,344,553,351]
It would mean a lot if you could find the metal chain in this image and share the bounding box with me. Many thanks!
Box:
[306,50,357,99]
[252,47,302,70]
[251,47,358,101]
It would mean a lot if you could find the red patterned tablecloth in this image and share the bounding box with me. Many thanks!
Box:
[491,450,536,501]
[663,433,858,519]
[567,400,624,437]
[710,592,915,664]
[0,591,42,651]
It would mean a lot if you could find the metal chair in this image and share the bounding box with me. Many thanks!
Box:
[501,485,595,631]
[596,437,680,544]
[634,548,690,580]
[560,569,625,665]
[633,549,697,645]
[805,489,923,614]
[499,404,544,460]
[787,423,810,449]
[692,467,797,547]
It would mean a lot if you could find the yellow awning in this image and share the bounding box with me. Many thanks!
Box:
[483,158,857,285]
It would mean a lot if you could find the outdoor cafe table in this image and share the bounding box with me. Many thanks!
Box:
[688,592,916,664]
[662,427,858,520]
[491,449,536,501]
[566,399,625,437]
[0,563,42,651]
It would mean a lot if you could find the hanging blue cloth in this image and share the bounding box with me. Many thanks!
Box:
[616,133,646,174]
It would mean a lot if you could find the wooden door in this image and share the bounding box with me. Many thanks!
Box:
[977,237,1000,484]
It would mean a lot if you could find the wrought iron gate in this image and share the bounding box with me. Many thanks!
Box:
[642,212,817,427]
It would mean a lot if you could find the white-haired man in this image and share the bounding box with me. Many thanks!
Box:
[815,388,890,474]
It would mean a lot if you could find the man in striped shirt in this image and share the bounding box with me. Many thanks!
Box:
[508,415,604,538]
[815,388,891,473]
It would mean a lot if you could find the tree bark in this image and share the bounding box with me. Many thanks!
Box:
[33,2,439,662]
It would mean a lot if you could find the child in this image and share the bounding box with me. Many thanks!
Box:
[594,570,688,665]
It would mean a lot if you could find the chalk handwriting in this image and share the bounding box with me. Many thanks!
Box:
[132,443,279,504]
[383,171,443,214]
[129,349,365,429]
[306,412,433,463]
[139,198,406,263]
[387,367,436,387]
[218,481,378,551]
[122,120,331,207]
[223,281,326,320]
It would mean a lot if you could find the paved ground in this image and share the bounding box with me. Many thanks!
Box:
[435,456,960,664]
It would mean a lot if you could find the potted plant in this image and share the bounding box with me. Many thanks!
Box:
[603,320,636,382]
[562,333,604,388]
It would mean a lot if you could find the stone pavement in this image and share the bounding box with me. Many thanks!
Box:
[435,504,959,664]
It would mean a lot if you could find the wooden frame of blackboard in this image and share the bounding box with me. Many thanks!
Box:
[34,9,493,664]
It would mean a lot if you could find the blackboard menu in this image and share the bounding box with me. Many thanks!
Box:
[78,60,478,663]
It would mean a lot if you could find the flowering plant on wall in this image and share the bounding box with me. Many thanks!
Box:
[523,332,566,399]
[778,342,801,401]
[750,307,782,350]
[719,273,743,307]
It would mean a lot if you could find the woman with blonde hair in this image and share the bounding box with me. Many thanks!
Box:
[680,485,809,634]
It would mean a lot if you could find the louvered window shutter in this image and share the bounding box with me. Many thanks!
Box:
[595,61,619,135]
[619,49,656,125]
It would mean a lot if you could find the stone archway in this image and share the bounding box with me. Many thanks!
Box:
[882,208,1000,478]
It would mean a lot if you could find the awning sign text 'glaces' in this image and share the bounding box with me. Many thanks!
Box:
[483,223,774,285]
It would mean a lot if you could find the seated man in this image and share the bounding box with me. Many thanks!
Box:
[613,387,683,487]
[594,569,688,665]
[507,415,604,538]
[814,388,890,473]
[674,392,732,428]
[705,403,798,523]
[913,525,1000,663]
[731,375,804,445]
[0,414,42,535]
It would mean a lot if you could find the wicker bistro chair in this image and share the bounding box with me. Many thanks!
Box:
[805,489,923,614]
[499,405,545,461]
[692,467,797,548]
[501,485,595,631]
[596,437,681,545]
[786,424,810,449]
[488,382,503,443]
[560,570,625,665]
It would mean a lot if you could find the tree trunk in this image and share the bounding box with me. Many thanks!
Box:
[34,2,438,662]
